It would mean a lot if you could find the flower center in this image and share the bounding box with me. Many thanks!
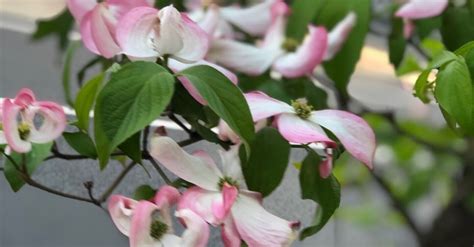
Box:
[282,38,299,52]
[0,123,3,131]
[150,220,169,240]
[218,176,239,190]
[292,98,313,119]
[18,122,31,140]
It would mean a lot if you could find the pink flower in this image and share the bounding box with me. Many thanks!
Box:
[116,5,209,63]
[395,0,448,38]
[245,91,376,178]
[324,12,357,60]
[108,185,210,247]
[67,0,151,58]
[186,0,284,37]
[150,136,299,247]
[207,2,328,78]
[1,89,66,153]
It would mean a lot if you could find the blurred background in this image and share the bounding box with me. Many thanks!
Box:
[1,0,473,246]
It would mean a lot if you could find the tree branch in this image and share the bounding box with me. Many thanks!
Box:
[371,172,425,243]
[98,162,136,202]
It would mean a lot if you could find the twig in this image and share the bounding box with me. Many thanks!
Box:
[168,113,193,136]
[98,162,136,202]
[83,181,102,206]
[371,172,425,243]
[177,136,203,147]
[142,125,150,150]
[24,175,99,205]
[148,158,172,185]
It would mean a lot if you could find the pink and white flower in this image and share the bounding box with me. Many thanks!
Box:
[186,0,284,37]
[207,2,328,78]
[2,89,66,153]
[67,0,152,58]
[395,0,448,38]
[245,91,376,178]
[116,5,209,63]
[150,136,299,247]
[108,185,210,247]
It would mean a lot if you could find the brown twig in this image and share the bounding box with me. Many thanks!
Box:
[98,162,136,202]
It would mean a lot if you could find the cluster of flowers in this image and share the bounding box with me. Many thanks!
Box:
[2,0,446,246]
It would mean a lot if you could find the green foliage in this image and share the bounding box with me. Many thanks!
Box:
[62,41,80,107]
[32,10,74,50]
[118,132,142,164]
[75,73,105,132]
[134,185,156,200]
[240,128,290,197]
[389,16,407,68]
[299,151,341,240]
[3,143,53,192]
[94,62,174,169]
[286,0,327,40]
[441,6,474,51]
[179,65,255,150]
[63,132,97,158]
[317,0,372,97]
[396,54,422,76]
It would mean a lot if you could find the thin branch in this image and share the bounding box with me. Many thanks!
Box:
[142,125,150,150]
[177,136,203,147]
[148,158,172,185]
[168,113,193,136]
[371,172,425,243]
[83,181,102,206]
[24,175,99,205]
[99,162,136,202]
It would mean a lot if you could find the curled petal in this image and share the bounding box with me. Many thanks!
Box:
[176,209,210,247]
[196,4,220,35]
[129,201,177,247]
[395,0,448,19]
[218,120,240,144]
[27,102,66,144]
[325,12,357,60]
[213,184,238,221]
[90,4,121,58]
[403,19,415,39]
[153,185,181,228]
[67,0,96,22]
[108,195,138,236]
[107,0,151,18]
[178,186,223,225]
[150,136,222,191]
[2,99,31,153]
[231,194,297,247]
[222,217,241,247]
[220,0,284,36]
[310,110,376,169]
[273,25,328,78]
[244,91,294,122]
[13,88,36,107]
[79,12,100,55]
[275,113,335,145]
[116,7,160,58]
[319,154,333,179]
[208,39,282,75]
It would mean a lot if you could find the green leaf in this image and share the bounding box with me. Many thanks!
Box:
[75,73,105,132]
[31,10,74,50]
[3,143,53,192]
[299,151,341,240]
[241,128,290,197]
[454,41,474,57]
[63,132,97,158]
[414,16,441,40]
[396,54,422,76]
[118,131,142,164]
[62,41,80,106]
[286,0,327,40]
[94,62,174,169]
[441,6,474,51]
[180,65,255,149]
[428,50,458,69]
[435,57,474,133]
[421,38,445,58]
[389,16,407,67]
[133,185,156,200]
[414,70,432,103]
[318,0,371,97]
